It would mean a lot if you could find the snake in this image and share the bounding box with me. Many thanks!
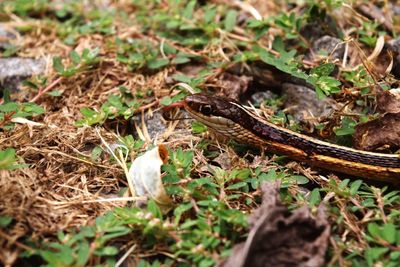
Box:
[180,93,400,183]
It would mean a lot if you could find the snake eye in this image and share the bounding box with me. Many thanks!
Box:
[200,104,212,115]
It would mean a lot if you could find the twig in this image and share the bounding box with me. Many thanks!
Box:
[116,243,137,267]
[133,100,159,114]
[30,76,63,103]
[28,147,120,170]
[0,230,35,252]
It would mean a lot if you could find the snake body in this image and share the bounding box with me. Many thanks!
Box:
[183,94,400,183]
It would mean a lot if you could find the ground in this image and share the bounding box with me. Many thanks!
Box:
[1,1,400,266]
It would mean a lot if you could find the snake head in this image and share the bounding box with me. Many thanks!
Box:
[184,93,238,118]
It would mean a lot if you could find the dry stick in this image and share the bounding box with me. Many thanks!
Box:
[95,128,137,199]
[30,76,63,103]
[0,230,35,252]
[116,244,137,267]
[28,147,120,170]
[133,100,159,115]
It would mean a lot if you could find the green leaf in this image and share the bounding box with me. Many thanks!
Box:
[310,63,335,77]
[226,182,248,190]
[76,241,90,266]
[80,107,98,117]
[174,202,193,225]
[75,107,105,126]
[368,223,381,238]
[390,251,400,260]
[334,117,356,136]
[22,80,38,90]
[53,56,64,74]
[339,179,350,189]
[0,148,17,170]
[97,227,131,245]
[172,56,190,64]
[314,76,341,98]
[94,246,118,256]
[0,216,12,228]
[365,247,389,266]
[91,146,103,161]
[172,74,192,83]
[258,48,308,81]
[183,0,196,19]
[22,102,45,116]
[204,6,217,24]
[159,96,172,106]
[309,188,321,206]
[350,180,363,195]
[47,90,62,97]
[41,250,63,266]
[147,58,169,69]
[57,231,65,242]
[70,50,81,65]
[290,175,309,185]
[147,199,162,219]
[50,244,74,265]
[163,43,177,55]
[192,121,207,134]
[258,169,278,182]
[0,102,18,113]
[382,224,396,244]
[224,10,237,32]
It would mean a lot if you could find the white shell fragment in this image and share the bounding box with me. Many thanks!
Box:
[128,145,172,210]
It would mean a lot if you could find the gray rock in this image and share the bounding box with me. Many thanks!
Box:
[0,26,16,48]
[388,37,400,54]
[0,57,46,92]
[130,111,167,140]
[250,91,276,106]
[282,83,339,124]
[310,35,345,61]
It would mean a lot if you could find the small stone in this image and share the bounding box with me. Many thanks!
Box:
[0,57,46,92]
[250,91,276,106]
[0,27,16,49]
[130,111,167,140]
[311,35,345,60]
[388,37,400,54]
[282,83,338,125]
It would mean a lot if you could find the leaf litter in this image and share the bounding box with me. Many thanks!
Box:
[218,181,330,267]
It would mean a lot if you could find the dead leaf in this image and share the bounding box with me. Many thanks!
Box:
[354,113,400,151]
[218,181,330,267]
[218,72,252,101]
[212,151,233,170]
[376,88,400,114]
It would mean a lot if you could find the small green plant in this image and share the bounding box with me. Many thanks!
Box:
[254,47,342,98]
[0,216,13,228]
[53,48,100,77]
[32,212,131,267]
[0,101,44,130]
[116,38,195,70]
[75,88,140,126]
[0,148,21,170]
[247,18,270,40]
[358,21,381,47]
[0,0,52,17]
[342,66,375,94]
[1,44,20,57]
[334,117,357,136]
[273,12,308,47]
